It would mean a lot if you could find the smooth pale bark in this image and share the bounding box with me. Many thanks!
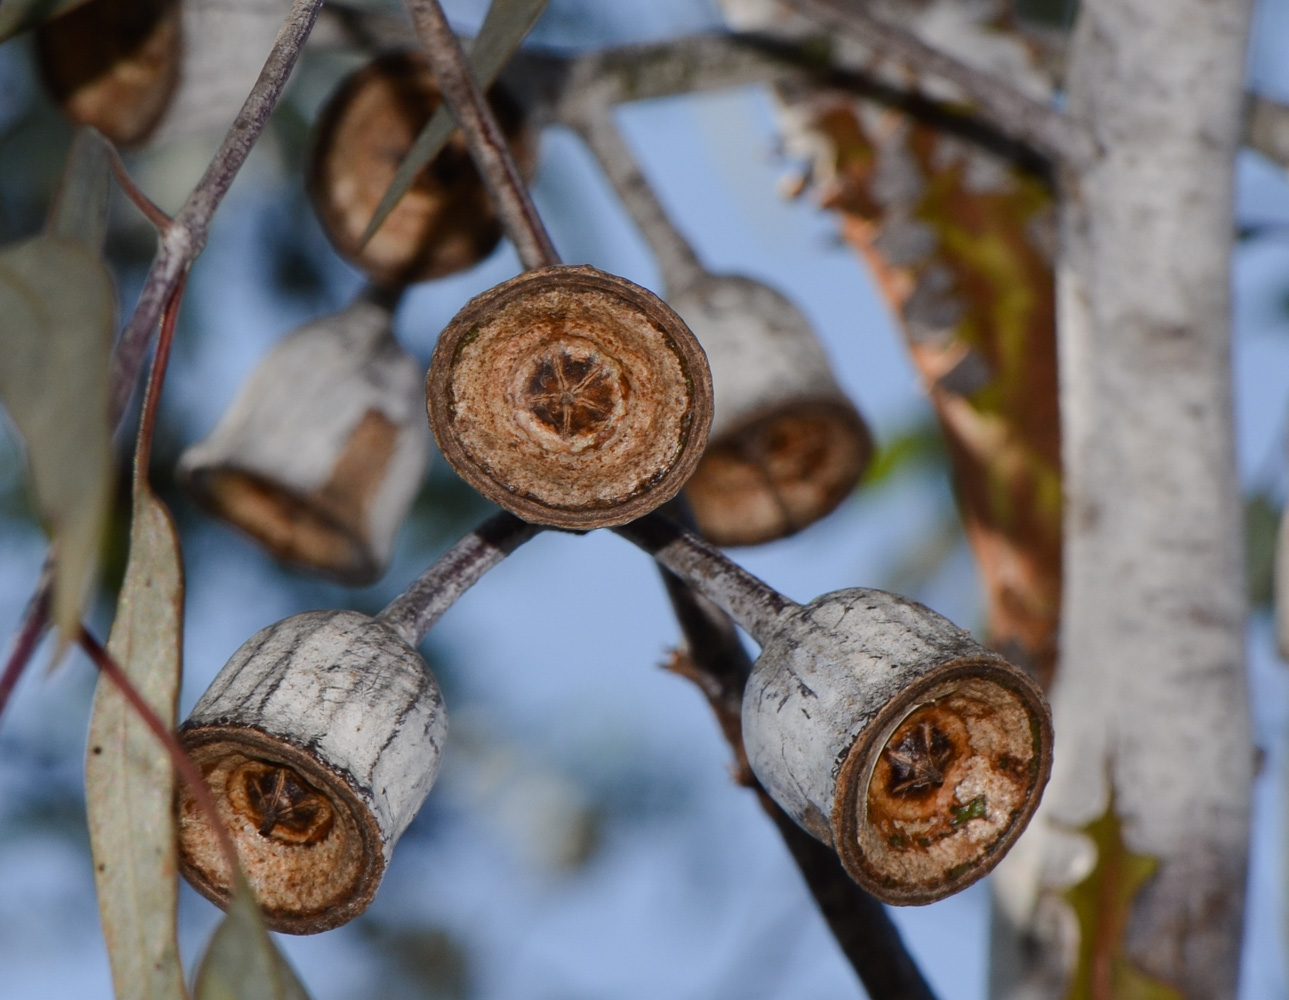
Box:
[992,1,1254,996]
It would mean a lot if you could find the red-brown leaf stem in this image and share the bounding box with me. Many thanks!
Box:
[78,626,240,879]
[0,577,51,726]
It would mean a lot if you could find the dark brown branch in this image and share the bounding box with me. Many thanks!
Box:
[780,0,1091,167]
[1248,93,1289,171]
[401,0,559,271]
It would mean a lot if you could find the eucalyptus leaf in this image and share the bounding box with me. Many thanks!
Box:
[86,478,187,1000]
[0,235,116,640]
[358,0,548,246]
[193,879,311,1000]
[49,128,112,253]
[0,0,91,45]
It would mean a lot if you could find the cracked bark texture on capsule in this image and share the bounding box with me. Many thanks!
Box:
[742,587,1051,904]
[672,275,872,546]
[179,297,429,584]
[177,609,447,934]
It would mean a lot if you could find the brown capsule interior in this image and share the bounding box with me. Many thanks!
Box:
[427,265,714,529]
[684,400,872,546]
[184,409,399,584]
[37,0,180,148]
[229,760,336,845]
[835,669,1051,905]
[177,728,384,935]
[308,49,532,286]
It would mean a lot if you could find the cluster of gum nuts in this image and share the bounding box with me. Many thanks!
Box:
[35,4,1053,937]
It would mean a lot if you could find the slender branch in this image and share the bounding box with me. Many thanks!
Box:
[78,627,240,877]
[1248,93,1289,171]
[135,275,186,476]
[104,143,171,232]
[570,101,707,296]
[402,0,559,270]
[515,34,1053,179]
[108,0,325,424]
[613,513,794,647]
[776,0,1091,167]
[379,513,542,645]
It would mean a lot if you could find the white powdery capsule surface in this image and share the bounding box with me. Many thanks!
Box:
[179,610,446,933]
[742,588,1050,904]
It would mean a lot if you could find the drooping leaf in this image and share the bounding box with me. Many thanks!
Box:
[1061,793,1184,1000]
[49,128,112,253]
[0,0,91,45]
[0,235,115,640]
[0,130,115,641]
[358,0,549,246]
[86,480,187,999]
[193,876,311,1000]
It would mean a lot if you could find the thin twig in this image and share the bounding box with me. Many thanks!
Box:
[613,513,794,643]
[1248,93,1289,171]
[135,275,187,476]
[772,0,1090,167]
[104,143,172,232]
[570,101,707,296]
[402,0,559,270]
[108,0,326,424]
[517,34,1053,180]
[379,513,542,645]
[78,627,240,877]
[0,575,51,727]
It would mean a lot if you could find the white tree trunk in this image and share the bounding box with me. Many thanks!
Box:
[993,0,1255,995]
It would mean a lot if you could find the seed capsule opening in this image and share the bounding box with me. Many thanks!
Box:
[741,588,1052,905]
[176,610,447,934]
[836,669,1049,904]
[427,265,713,529]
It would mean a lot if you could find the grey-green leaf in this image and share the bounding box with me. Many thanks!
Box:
[193,880,312,1000]
[86,480,187,1000]
[0,0,92,45]
[0,236,115,639]
[49,128,112,253]
[358,0,549,246]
